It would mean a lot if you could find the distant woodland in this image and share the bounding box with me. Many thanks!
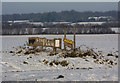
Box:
[3,10,118,22]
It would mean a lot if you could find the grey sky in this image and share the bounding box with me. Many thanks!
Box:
[2,2,118,15]
[1,0,119,2]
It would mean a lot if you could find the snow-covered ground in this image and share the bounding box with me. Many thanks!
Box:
[1,34,118,81]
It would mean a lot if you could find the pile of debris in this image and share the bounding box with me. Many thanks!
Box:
[9,46,50,56]
[48,46,118,67]
[9,45,118,68]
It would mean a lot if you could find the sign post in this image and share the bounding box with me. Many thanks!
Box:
[63,26,76,51]
[73,26,76,52]
[64,27,66,51]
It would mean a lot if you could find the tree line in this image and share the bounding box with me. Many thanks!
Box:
[2,10,118,22]
[2,23,116,35]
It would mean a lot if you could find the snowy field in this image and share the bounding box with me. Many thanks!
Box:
[1,34,118,81]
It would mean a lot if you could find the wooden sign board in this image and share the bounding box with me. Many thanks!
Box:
[64,38,73,48]
[28,37,61,49]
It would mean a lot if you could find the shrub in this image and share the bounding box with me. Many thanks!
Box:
[60,60,69,67]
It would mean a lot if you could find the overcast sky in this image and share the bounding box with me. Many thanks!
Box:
[2,2,118,15]
[1,0,119,2]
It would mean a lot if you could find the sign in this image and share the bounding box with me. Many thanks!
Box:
[28,37,61,49]
[55,39,60,47]
[64,38,73,48]
[54,38,62,49]
[64,38,73,44]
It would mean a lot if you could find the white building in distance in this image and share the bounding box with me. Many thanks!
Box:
[88,16,110,21]
[8,20,29,23]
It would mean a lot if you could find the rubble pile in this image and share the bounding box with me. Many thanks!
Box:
[8,45,118,69]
